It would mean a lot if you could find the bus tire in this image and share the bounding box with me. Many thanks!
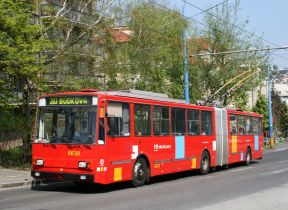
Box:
[132,158,148,187]
[200,150,210,175]
[245,147,252,166]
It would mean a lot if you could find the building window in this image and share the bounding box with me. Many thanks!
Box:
[134,104,151,136]
[188,109,200,135]
[153,106,170,136]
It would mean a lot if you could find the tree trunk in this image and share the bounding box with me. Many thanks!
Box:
[22,80,32,164]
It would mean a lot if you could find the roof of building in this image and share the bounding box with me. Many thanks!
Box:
[108,27,133,43]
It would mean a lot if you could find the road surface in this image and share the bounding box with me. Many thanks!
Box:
[1,149,288,210]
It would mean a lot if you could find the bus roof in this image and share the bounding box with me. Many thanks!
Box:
[97,89,186,104]
[40,89,262,117]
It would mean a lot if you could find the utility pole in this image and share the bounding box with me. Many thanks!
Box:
[267,65,274,147]
[182,3,190,103]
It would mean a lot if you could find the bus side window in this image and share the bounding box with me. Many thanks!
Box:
[201,111,212,135]
[230,115,237,135]
[172,108,186,135]
[238,115,246,135]
[259,118,263,134]
[246,116,252,135]
[107,102,130,137]
[252,117,259,135]
[153,106,170,136]
[188,109,200,136]
[134,104,151,136]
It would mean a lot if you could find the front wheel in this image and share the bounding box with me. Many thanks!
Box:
[132,158,148,187]
[200,150,210,175]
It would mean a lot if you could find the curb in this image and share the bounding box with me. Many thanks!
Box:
[0,178,71,190]
[0,180,33,189]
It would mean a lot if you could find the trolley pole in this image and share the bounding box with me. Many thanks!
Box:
[267,65,274,147]
[182,3,190,103]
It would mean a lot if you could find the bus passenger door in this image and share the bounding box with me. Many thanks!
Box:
[105,102,132,182]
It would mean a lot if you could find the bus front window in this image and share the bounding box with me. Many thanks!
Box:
[35,107,96,144]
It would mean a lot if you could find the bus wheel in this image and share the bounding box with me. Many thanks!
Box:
[200,150,210,175]
[245,147,252,166]
[132,158,148,187]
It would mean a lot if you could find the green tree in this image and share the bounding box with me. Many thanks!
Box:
[271,89,288,137]
[104,1,188,98]
[252,94,269,133]
[190,0,268,107]
[0,0,50,162]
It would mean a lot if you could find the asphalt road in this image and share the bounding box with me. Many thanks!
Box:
[1,149,288,210]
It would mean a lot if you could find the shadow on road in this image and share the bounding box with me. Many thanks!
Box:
[30,161,260,194]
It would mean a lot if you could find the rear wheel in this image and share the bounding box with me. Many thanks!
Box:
[132,158,148,187]
[200,150,210,175]
[245,147,252,166]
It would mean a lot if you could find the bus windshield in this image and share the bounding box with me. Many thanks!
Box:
[35,106,97,144]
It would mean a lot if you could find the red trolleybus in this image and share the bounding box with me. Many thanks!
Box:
[32,89,263,187]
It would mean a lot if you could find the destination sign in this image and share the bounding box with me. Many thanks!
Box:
[47,96,91,105]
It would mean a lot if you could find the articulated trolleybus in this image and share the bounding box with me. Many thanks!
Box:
[32,89,263,187]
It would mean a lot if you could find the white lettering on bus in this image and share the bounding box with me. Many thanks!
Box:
[154,144,171,151]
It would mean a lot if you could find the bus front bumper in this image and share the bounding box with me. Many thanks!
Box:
[31,170,94,182]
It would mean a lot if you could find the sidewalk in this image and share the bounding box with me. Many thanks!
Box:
[0,167,32,189]
[0,142,288,189]
[264,141,288,153]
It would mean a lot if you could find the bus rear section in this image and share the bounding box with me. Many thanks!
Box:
[213,108,263,167]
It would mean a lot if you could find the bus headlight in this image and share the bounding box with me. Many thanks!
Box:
[78,161,89,168]
[36,159,44,166]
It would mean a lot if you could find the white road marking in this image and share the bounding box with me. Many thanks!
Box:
[260,168,288,176]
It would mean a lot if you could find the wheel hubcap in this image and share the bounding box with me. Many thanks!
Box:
[247,153,250,162]
[202,157,208,170]
[134,162,144,181]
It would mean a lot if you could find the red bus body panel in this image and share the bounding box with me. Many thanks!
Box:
[32,91,263,184]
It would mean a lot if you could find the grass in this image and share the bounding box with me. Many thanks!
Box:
[0,146,31,169]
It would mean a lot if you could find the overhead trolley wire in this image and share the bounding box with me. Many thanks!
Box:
[180,0,288,61]
[148,0,288,61]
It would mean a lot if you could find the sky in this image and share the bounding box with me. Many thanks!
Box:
[166,0,288,69]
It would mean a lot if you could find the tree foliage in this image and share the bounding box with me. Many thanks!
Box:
[190,0,268,107]
[102,1,188,98]
[271,89,288,136]
[253,90,288,137]
[252,94,268,132]
[0,0,50,162]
